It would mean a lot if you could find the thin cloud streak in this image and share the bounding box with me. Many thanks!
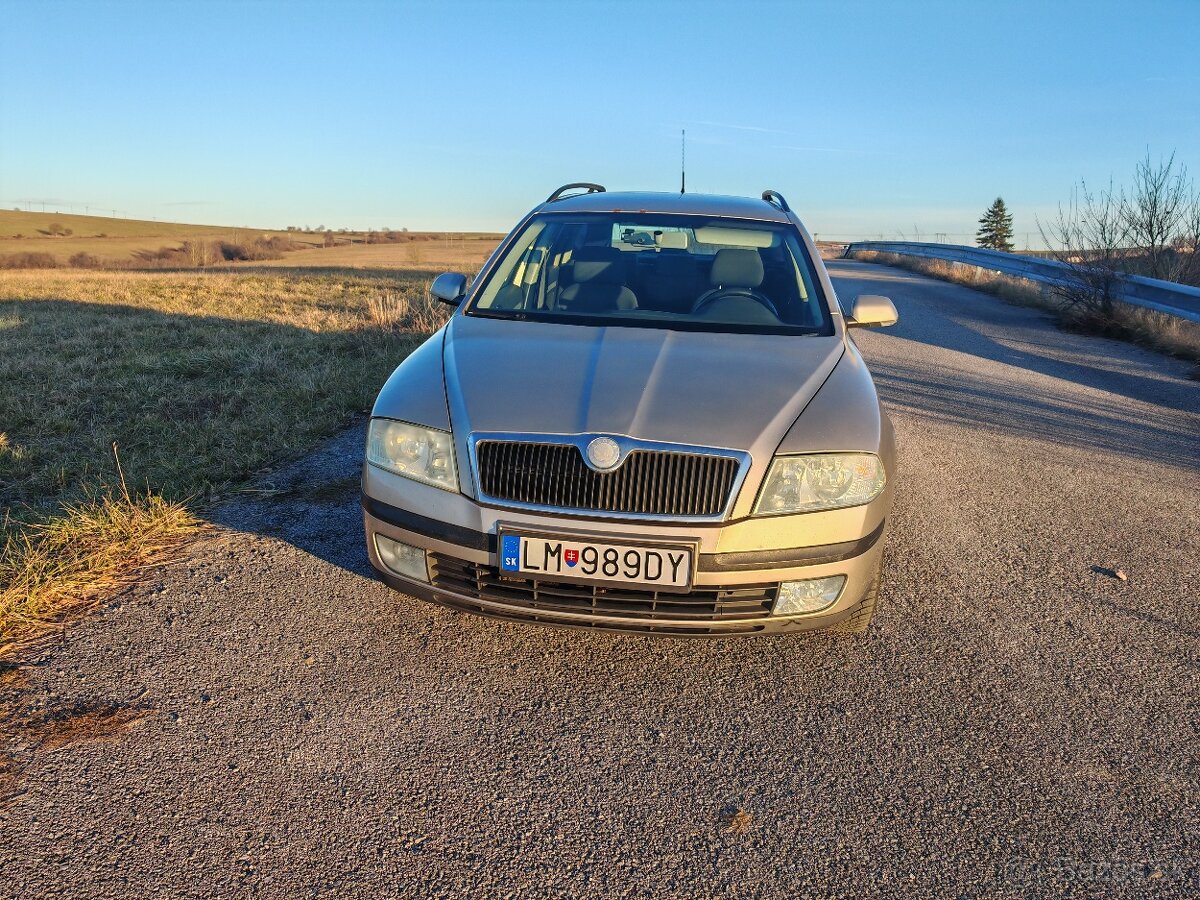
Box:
[692,120,794,135]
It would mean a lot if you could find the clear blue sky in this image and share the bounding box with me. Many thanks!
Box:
[3,0,1198,244]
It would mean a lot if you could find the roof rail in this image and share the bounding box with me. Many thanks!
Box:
[761,189,791,212]
[546,183,607,203]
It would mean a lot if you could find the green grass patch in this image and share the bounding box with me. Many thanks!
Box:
[0,269,447,653]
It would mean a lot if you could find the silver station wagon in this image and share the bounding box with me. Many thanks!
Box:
[362,185,898,636]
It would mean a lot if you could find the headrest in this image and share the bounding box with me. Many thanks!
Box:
[710,248,764,288]
[572,247,625,284]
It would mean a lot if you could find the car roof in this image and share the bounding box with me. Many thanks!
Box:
[538,190,794,224]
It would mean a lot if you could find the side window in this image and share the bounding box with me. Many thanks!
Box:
[475,221,546,309]
[783,233,831,329]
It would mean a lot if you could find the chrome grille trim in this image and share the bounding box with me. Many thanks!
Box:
[468,433,749,521]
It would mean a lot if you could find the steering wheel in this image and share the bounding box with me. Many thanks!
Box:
[691,287,780,318]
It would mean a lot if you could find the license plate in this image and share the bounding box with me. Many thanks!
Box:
[498,531,693,590]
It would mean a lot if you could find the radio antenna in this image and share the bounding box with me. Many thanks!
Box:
[680,129,686,194]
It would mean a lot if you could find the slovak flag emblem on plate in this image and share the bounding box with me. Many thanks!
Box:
[564,548,579,567]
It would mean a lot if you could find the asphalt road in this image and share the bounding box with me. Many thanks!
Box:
[2,260,1198,898]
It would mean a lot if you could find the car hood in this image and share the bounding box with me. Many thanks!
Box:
[443,315,843,477]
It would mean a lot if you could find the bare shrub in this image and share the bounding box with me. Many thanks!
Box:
[1124,153,1200,285]
[0,252,58,269]
[1039,152,1200,316]
[366,230,405,244]
[216,237,297,262]
[366,231,396,245]
[133,245,188,267]
[132,242,218,267]
[184,240,213,267]
[260,235,302,253]
[68,252,101,268]
[127,236,298,268]
[217,241,253,262]
[1039,180,1128,315]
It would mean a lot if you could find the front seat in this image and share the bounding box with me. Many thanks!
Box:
[558,247,638,313]
[692,247,780,320]
[706,248,764,294]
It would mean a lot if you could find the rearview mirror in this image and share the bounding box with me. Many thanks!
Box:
[430,272,468,305]
[846,294,898,328]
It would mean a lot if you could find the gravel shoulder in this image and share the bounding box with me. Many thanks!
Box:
[2,260,1198,898]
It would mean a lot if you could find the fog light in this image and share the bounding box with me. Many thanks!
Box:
[374,534,430,583]
[774,575,846,616]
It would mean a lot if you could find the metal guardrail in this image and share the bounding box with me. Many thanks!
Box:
[843,241,1200,324]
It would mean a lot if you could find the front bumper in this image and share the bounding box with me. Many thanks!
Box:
[362,475,888,637]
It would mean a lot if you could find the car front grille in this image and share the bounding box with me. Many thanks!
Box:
[475,440,739,518]
[429,553,776,635]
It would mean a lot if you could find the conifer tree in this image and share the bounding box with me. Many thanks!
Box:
[976,197,1015,252]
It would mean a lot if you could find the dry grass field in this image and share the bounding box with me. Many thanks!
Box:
[236,237,499,273]
[0,268,452,655]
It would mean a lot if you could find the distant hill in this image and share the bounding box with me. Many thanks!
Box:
[0,209,285,241]
[0,209,502,269]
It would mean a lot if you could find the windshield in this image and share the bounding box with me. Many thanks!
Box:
[467,213,833,335]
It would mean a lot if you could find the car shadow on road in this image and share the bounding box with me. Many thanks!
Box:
[871,361,1200,469]
[208,419,376,579]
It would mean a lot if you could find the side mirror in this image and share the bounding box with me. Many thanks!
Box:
[430,272,468,305]
[846,294,898,328]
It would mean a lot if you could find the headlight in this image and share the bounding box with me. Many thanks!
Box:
[367,419,458,492]
[753,453,885,516]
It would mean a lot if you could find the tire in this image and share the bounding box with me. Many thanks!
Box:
[829,564,882,635]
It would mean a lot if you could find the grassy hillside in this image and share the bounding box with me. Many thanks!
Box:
[0,209,502,269]
[0,209,289,240]
[0,209,311,266]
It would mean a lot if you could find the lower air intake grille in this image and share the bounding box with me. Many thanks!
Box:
[429,553,776,634]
